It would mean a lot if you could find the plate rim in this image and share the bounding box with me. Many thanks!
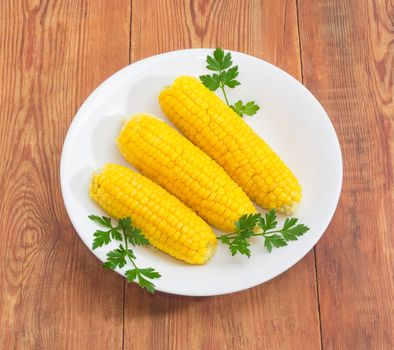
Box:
[60,48,343,296]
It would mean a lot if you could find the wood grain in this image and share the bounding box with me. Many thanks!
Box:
[1,0,393,349]
[0,1,130,348]
[124,1,321,349]
[298,0,394,348]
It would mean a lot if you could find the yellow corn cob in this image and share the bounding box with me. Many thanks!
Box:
[159,76,302,214]
[117,114,256,232]
[90,164,217,264]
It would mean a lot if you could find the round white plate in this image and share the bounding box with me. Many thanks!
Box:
[60,49,342,296]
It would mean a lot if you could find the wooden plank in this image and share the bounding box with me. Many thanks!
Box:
[201,0,302,78]
[130,0,201,59]
[124,1,321,349]
[0,1,130,348]
[298,0,394,348]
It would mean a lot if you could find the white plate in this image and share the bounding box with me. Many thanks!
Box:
[60,49,342,296]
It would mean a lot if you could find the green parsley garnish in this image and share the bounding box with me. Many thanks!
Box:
[89,215,161,293]
[199,48,260,117]
[218,210,309,256]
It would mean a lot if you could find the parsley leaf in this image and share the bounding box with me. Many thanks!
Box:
[127,227,149,246]
[92,230,112,249]
[218,234,251,256]
[199,74,221,91]
[125,268,161,293]
[103,245,129,269]
[200,48,260,117]
[235,213,260,238]
[89,215,161,292]
[89,216,123,249]
[110,229,122,241]
[125,269,138,282]
[118,217,149,246]
[264,234,287,253]
[280,218,309,241]
[206,48,233,71]
[221,66,240,88]
[236,213,261,230]
[88,215,112,228]
[218,210,309,256]
[230,236,252,257]
[138,267,162,280]
[258,209,278,232]
[231,100,260,117]
[117,217,132,230]
[137,275,157,293]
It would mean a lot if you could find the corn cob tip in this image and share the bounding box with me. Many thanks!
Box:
[121,113,163,127]
[277,202,299,216]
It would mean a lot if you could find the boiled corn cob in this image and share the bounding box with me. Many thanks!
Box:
[159,76,302,214]
[90,164,217,264]
[117,114,256,232]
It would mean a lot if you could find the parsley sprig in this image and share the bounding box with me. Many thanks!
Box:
[218,210,309,256]
[199,48,260,117]
[89,215,161,293]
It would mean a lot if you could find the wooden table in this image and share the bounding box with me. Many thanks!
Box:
[1,1,393,349]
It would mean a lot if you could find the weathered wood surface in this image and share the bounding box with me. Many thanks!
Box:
[298,0,394,348]
[0,0,392,348]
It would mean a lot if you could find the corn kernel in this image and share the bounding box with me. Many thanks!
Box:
[117,114,256,231]
[159,76,302,214]
[89,164,217,264]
